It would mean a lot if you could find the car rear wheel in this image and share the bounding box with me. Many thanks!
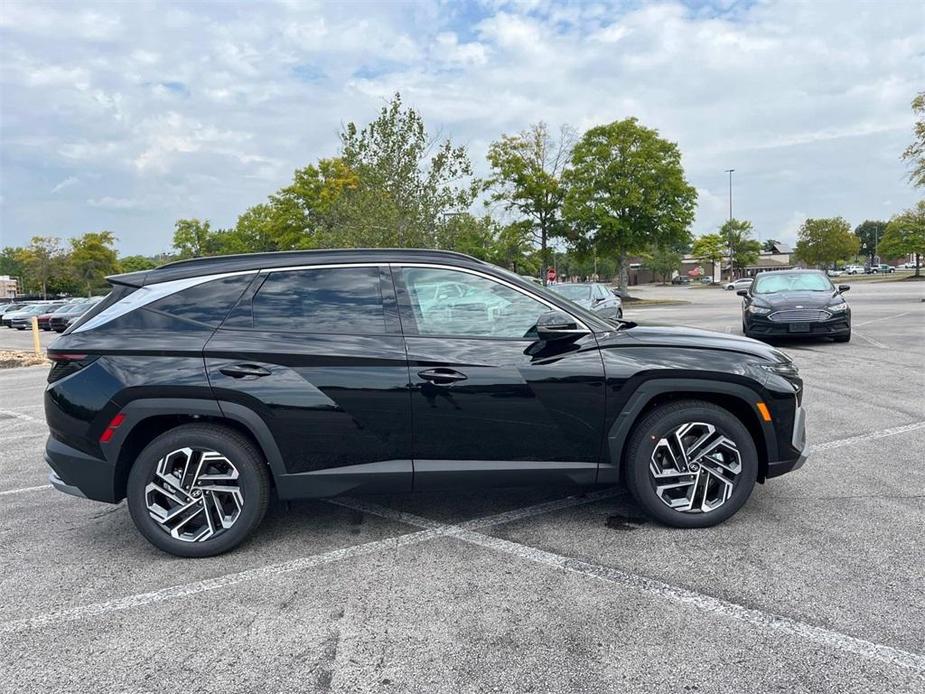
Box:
[127,424,270,557]
[624,400,758,528]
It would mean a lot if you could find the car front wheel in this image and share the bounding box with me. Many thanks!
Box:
[624,400,758,528]
[127,424,270,557]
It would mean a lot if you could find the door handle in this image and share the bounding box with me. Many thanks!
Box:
[417,368,468,384]
[219,364,271,379]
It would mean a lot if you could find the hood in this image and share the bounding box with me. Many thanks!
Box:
[751,290,841,309]
[612,325,790,363]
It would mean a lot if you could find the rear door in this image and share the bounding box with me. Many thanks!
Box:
[394,264,606,490]
[205,264,412,497]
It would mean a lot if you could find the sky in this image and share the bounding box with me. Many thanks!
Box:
[1,0,923,256]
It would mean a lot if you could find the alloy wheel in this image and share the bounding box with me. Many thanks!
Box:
[649,422,742,513]
[145,447,244,542]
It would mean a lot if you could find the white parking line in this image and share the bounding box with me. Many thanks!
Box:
[0,484,52,496]
[855,312,912,327]
[0,489,619,633]
[337,499,925,672]
[853,331,889,349]
[813,421,925,451]
[0,408,43,423]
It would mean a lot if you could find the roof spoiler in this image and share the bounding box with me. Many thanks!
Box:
[105,270,150,288]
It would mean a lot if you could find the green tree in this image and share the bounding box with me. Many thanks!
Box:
[172,219,221,258]
[793,217,859,269]
[332,92,479,248]
[879,200,925,277]
[17,236,65,298]
[854,220,888,260]
[0,247,25,281]
[486,122,574,283]
[761,238,779,253]
[119,255,160,273]
[902,92,925,189]
[692,233,725,279]
[720,218,761,278]
[645,245,682,284]
[70,232,120,296]
[563,118,697,296]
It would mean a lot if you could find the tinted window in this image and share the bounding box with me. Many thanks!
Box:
[252,267,385,334]
[550,284,592,301]
[148,273,257,326]
[402,267,547,338]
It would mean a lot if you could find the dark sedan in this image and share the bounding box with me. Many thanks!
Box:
[548,282,623,320]
[740,270,851,342]
[49,299,99,332]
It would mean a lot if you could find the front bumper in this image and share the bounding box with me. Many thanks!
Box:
[766,402,808,479]
[746,313,850,337]
[44,436,120,503]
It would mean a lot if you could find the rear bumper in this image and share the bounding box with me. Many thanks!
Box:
[44,436,120,503]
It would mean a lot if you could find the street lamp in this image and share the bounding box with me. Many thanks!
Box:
[724,169,735,280]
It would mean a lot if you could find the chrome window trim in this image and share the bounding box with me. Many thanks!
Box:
[72,270,257,334]
[258,262,386,273]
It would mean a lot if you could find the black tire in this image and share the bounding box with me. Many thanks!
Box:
[127,424,270,557]
[833,331,851,343]
[624,400,758,528]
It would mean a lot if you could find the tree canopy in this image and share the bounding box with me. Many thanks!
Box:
[793,217,859,268]
[720,218,761,278]
[487,122,574,283]
[902,92,925,189]
[69,231,119,296]
[562,118,696,295]
[879,200,925,276]
[853,220,888,259]
[692,233,725,276]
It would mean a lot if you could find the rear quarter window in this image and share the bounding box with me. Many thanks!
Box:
[146,273,257,327]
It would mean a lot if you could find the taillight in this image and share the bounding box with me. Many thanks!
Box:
[99,412,126,443]
[47,353,98,383]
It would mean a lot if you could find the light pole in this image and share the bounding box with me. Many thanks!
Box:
[724,169,735,280]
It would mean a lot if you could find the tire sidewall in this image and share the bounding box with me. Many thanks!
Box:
[127,425,269,558]
[626,403,758,528]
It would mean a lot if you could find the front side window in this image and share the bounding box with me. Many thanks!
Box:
[252,267,385,334]
[402,267,548,338]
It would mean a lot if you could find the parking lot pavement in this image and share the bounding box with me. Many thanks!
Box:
[2,282,924,693]
[0,325,60,353]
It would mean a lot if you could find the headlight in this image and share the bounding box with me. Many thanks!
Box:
[758,361,799,379]
[747,304,771,314]
[827,301,849,313]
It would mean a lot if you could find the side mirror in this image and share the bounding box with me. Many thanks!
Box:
[736,289,749,297]
[536,310,586,341]
[838,284,850,293]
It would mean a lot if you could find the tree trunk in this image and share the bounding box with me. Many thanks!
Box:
[540,227,547,286]
[916,253,921,278]
[616,250,628,298]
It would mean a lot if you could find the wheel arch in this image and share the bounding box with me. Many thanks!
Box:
[102,398,285,501]
[601,378,776,485]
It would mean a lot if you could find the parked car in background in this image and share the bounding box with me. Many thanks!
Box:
[49,299,101,333]
[38,302,81,330]
[826,269,844,277]
[9,302,65,329]
[1,303,30,326]
[44,248,807,556]
[724,277,754,291]
[548,282,623,320]
[671,275,690,285]
[740,269,851,342]
[844,265,865,275]
[869,264,895,274]
[899,261,920,270]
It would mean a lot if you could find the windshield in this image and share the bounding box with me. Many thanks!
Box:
[753,272,832,294]
[549,284,592,301]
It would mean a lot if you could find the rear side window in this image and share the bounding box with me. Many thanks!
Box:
[147,273,257,327]
[251,267,385,334]
[64,285,137,334]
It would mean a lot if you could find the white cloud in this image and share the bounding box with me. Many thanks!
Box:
[51,176,79,194]
[0,0,922,255]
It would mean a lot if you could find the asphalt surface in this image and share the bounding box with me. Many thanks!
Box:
[1,280,923,693]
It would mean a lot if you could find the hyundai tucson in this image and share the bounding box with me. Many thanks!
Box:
[44,249,808,557]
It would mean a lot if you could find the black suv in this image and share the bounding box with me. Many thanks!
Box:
[45,249,807,557]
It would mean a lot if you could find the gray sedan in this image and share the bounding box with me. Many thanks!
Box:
[548,282,623,320]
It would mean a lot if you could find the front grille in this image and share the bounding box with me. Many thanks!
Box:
[768,309,830,322]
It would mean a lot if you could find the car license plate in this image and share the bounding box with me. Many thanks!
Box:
[789,323,810,333]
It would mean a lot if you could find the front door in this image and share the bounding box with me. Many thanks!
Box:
[394,264,606,490]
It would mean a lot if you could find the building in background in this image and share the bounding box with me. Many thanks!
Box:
[0,275,19,299]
